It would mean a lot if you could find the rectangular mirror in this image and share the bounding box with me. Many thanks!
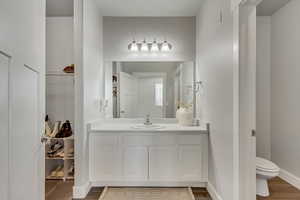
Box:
[104,61,195,118]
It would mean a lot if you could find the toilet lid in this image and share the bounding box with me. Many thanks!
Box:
[256,157,280,172]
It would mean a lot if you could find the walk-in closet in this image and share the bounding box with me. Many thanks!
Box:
[45,0,75,198]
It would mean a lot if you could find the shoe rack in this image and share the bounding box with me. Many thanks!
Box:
[45,73,75,182]
[45,136,74,181]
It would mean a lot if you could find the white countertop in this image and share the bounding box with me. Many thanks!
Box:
[89,123,207,133]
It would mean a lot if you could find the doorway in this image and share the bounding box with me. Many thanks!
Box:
[234,0,300,199]
[45,0,75,199]
[256,0,300,199]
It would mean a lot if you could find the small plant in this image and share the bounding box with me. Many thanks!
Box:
[176,101,193,110]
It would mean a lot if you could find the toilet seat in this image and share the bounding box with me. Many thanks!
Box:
[256,157,280,197]
[256,157,280,172]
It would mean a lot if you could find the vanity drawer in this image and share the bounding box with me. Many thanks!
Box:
[122,136,152,146]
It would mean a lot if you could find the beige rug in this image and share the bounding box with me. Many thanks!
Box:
[99,187,195,200]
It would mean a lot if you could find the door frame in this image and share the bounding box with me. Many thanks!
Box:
[0,50,12,200]
[232,0,262,200]
[133,72,167,118]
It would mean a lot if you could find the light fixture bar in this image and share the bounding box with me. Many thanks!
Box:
[128,39,172,52]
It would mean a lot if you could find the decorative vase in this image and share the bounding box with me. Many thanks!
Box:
[176,107,193,126]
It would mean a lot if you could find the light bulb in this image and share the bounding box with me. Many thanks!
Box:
[151,40,159,52]
[141,39,149,52]
[128,40,138,52]
[161,40,172,52]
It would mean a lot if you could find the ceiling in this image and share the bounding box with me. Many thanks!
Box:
[46,0,73,17]
[46,0,291,17]
[257,0,290,16]
[95,0,203,16]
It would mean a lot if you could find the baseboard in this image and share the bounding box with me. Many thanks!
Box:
[73,180,221,199]
[73,181,92,199]
[91,181,206,188]
[279,169,300,190]
[207,182,223,200]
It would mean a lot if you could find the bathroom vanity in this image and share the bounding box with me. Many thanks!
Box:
[87,61,208,187]
[88,119,208,187]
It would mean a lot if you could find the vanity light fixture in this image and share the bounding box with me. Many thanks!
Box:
[128,39,173,52]
[151,40,159,52]
[128,40,139,52]
[141,39,149,52]
[161,40,172,52]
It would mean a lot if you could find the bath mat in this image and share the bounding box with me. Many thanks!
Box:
[99,187,195,200]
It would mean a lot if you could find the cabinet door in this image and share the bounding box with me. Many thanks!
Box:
[149,146,178,181]
[123,146,148,181]
[91,136,121,181]
[179,145,202,181]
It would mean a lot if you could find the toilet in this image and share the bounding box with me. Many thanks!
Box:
[256,157,280,197]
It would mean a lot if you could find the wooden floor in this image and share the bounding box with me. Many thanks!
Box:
[257,177,300,200]
[45,181,211,200]
[46,177,300,200]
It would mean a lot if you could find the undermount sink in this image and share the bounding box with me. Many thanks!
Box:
[131,124,165,130]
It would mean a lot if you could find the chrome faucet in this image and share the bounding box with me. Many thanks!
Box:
[144,114,152,126]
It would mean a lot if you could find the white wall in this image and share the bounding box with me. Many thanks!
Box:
[46,17,74,73]
[74,0,104,197]
[46,17,74,126]
[196,0,234,199]
[83,1,103,121]
[103,17,195,61]
[270,0,300,178]
[256,16,271,160]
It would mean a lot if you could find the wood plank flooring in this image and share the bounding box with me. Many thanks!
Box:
[46,177,300,200]
[45,181,211,200]
[257,177,300,200]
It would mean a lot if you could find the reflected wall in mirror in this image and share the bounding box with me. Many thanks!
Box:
[104,61,195,118]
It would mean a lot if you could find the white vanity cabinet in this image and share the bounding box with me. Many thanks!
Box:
[89,130,208,186]
[123,146,148,181]
[148,146,178,181]
[178,145,203,181]
[90,135,122,180]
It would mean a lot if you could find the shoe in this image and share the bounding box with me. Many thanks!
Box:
[68,162,74,176]
[50,165,63,177]
[63,64,74,73]
[67,147,74,157]
[55,149,64,158]
[47,142,63,156]
[56,120,72,138]
[45,115,52,137]
[50,121,61,138]
[56,167,64,177]
[64,120,72,137]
